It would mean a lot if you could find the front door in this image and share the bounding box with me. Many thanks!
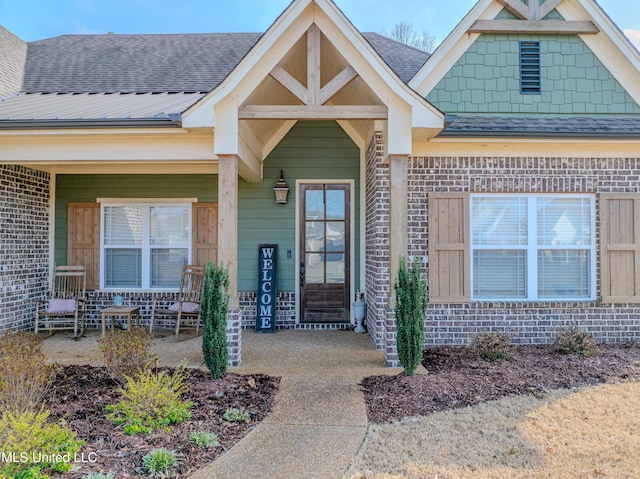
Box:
[300,183,350,323]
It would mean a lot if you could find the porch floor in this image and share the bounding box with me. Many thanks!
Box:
[41,328,411,478]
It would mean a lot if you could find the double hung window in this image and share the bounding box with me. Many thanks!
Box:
[471,195,595,300]
[101,203,191,289]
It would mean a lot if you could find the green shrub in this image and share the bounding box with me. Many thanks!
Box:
[201,262,230,380]
[83,473,114,479]
[472,332,512,361]
[222,407,251,423]
[98,328,155,385]
[105,367,192,435]
[142,448,180,477]
[0,331,53,414]
[189,430,219,448]
[394,258,428,376]
[554,326,598,356]
[0,410,84,479]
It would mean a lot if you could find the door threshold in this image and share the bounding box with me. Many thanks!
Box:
[296,323,353,331]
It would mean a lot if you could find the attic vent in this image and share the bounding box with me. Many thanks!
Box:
[519,41,541,95]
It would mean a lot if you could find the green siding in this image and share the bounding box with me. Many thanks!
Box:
[426,33,640,115]
[54,174,217,266]
[54,122,361,295]
[238,121,360,293]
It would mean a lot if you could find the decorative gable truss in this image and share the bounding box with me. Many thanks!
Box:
[239,25,387,120]
[470,0,599,34]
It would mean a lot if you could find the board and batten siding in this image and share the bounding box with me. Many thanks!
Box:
[238,121,361,293]
[55,174,218,268]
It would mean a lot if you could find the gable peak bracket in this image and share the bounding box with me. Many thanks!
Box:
[497,0,565,21]
[469,19,599,35]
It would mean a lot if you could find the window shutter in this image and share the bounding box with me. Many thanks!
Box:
[68,202,100,290]
[600,194,640,302]
[428,193,471,303]
[192,203,218,267]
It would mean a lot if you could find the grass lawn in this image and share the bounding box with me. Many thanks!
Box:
[347,379,640,478]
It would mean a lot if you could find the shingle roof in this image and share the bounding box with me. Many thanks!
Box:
[0,26,27,98]
[361,33,430,84]
[20,32,429,94]
[440,115,640,138]
[22,33,263,94]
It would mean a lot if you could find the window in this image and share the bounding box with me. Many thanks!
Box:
[471,195,595,300]
[520,41,541,94]
[101,203,191,289]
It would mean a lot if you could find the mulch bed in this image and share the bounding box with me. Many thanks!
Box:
[361,343,640,424]
[44,365,280,478]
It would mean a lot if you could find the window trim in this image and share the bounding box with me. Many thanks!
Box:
[99,200,193,290]
[470,194,596,302]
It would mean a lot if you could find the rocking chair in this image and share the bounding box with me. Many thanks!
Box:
[149,265,205,337]
[34,265,86,338]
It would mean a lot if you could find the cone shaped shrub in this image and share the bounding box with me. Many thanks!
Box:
[394,258,428,376]
[201,262,230,379]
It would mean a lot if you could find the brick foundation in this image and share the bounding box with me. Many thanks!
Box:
[0,165,50,332]
[238,292,296,329]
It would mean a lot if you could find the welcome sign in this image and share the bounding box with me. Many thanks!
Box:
[256,244,278,333]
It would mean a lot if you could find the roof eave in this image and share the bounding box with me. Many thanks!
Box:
[0,116,182,130]
[437,130,640,139]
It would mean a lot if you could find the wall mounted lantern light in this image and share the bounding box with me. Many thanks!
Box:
[273,170,290,204]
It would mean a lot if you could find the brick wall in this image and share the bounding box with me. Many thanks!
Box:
[409,156,640,346]
[238,292,296,329]
[0,165,50,332]
[364,132,390,351]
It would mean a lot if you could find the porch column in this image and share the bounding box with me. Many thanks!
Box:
[386,154,408,367]
[388,154,408,296]
[217,154,242,366]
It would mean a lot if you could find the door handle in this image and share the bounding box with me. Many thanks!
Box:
[300,262,305,287]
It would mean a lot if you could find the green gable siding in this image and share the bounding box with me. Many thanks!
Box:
[238,121,360,293]
[54,174,217,266]
[426,33,640,115]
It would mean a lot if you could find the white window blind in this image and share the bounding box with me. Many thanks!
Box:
[102,203,190,289]
[471,195,594,301]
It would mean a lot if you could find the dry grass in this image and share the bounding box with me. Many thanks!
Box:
[346,382,640,479]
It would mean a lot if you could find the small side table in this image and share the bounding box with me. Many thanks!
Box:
[101,306,141,336]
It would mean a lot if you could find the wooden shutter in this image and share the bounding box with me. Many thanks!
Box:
[428,192,470,303]
[600,194,640,302]
[67,202,100,290]
[192,203,218,267]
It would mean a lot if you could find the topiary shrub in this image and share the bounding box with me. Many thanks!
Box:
[0,410,84,479]
[98,328,155,385]
[105,367,192,435]
[201,262,230,380]
[0,331,53,414]
[471,332,512,361]
[394,258,428,376]
[554,326,598,356]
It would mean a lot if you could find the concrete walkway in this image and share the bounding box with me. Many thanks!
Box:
[190,330,394,479]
